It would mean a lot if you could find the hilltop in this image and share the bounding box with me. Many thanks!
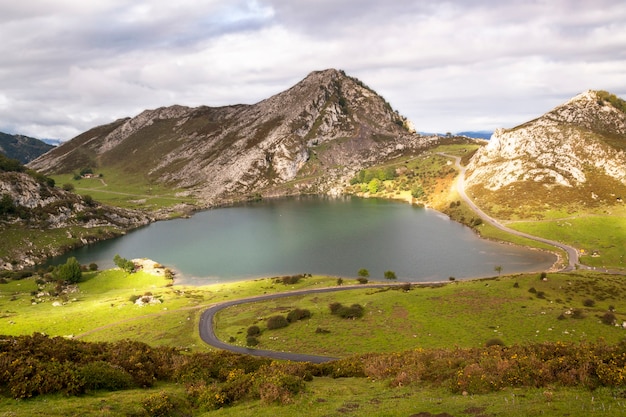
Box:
[465,90,626,219]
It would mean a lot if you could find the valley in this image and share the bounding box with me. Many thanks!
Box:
[0,70,625,416]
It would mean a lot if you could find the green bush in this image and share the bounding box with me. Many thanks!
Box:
[266,315,289,330]
[287,308,311,323]
[246,336,259,347]
[330,303,365,319]
[78,361,134,391]
[247,325,261,337]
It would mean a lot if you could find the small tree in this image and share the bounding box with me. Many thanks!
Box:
[114,254,135,274]
[358,268,370,278]
[56,257,82,283]
[384,270,397,280]
[62,183,75,192]
[494,265,503,276]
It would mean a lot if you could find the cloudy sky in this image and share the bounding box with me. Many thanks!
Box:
[1,0,625,140]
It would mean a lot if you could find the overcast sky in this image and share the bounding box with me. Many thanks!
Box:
[1,0,625,140]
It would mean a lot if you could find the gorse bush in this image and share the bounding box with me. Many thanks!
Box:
[6,334,626,409]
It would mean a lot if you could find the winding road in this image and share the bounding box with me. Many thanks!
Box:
[441,153,581,271]
[199,284,401,363]
[198,156,586,361]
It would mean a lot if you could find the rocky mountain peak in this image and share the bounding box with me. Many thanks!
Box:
[465,90,626,212]
[29,69,427,205]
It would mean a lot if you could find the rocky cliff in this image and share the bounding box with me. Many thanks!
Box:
[29,69,430,205]
[0,157,150,269]
[465,90,626,216]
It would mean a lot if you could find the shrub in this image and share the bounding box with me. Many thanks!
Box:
[485,338,506,347]
[246,336,259,347]
[601,312,617,325]
[78,361,134,391]
[330,303,365,319]
[266,315,289,330]
[141,391,175,417]
[571,308,585,319]
[357,277,368,284]
[247,325,261,337]
[88,263,98,271]
[329,302,343,314]
[583,299,596,307]
[357,268,370,278]
[287,308,311,323]
[279,275,303,285]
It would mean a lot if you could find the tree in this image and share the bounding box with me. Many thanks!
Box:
[494,265,503,276]
[358,268,370,278]
[384,270,397,280]
[114,254,135,273]
[62,183,75,192]
[367,178,381,194]
[56,257,82,283]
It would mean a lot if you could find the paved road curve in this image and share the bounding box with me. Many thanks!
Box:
[441,153,581,271]
[198,284,399,363]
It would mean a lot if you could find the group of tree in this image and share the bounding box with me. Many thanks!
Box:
[357,268,397,281]
[350,166,397,186]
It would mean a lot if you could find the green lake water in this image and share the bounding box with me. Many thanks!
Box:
[50,196,556,284]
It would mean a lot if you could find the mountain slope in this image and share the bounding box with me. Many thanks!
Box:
[0,154,150,269]
[28,69,430,205]
[0,132,54,164]
[465,90,626,218]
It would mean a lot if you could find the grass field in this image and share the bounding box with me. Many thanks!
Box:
[508,208,626,269]
[2,380,625,417]
[3,268,626,416]
[50,168,196,211]
[214,272,626,356]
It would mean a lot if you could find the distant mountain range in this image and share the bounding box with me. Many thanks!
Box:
[0,132,54,164]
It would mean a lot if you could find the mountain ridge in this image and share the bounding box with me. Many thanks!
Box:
[28,69,432,206]
[465,89,626,217]
[0,132,54,164]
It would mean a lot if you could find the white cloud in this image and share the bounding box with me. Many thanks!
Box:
[0,0,625,139]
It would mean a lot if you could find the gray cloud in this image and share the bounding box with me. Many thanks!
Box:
[0,0,624,139]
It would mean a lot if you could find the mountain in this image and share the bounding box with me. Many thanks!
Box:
[0,132,54,164]
[466,90,626,217]
[28,69,432,205]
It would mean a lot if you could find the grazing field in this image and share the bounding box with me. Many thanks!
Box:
[2,267,626,416]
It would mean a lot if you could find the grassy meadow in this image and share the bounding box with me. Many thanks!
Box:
[3,268,626,416]
[50,168,196,211]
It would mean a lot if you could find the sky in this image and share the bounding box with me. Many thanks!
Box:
[1,0,625,141]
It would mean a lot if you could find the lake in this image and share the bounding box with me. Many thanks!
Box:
[50,196,556,284]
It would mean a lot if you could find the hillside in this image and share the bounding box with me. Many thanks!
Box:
[0,154,150,269]
[28,69,433,206]
[465,90,626,219]
[0,132,54,164]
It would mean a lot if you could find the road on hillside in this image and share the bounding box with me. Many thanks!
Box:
[198,283,403,363]
[441,153,581,271]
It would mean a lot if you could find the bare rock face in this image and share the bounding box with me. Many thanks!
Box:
[466,90,626,192]
[29,69,428,205]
